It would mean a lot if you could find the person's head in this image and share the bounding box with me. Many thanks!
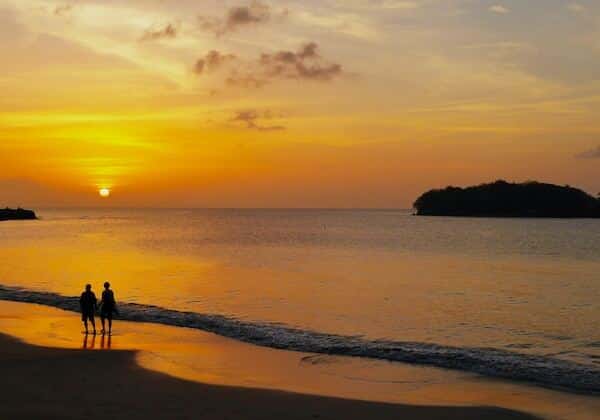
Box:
[104,281,110,290]
[85,284,91,291]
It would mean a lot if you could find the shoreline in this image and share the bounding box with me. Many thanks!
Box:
[1,300,599,419]
[1,286,597,395]
[0,333,536,420]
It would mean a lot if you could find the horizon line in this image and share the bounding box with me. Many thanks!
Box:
[27,206,414,211]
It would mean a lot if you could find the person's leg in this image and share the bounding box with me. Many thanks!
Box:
[108,314,112,334]
[83,317,88,334]
[90,315,96,334]
[100,315,106,334]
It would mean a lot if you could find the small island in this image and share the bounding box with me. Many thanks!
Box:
[0,208,37,221]
[413,180,600,218]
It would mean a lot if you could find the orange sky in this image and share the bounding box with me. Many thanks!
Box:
[1,0,599,207]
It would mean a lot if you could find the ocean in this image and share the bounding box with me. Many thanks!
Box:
[0,209,599,393]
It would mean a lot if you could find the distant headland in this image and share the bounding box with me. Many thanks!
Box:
[0,208,37,221]
[413,180,600,218]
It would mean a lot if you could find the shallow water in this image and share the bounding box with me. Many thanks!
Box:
[3,300,600,420]
[0,209,599,390]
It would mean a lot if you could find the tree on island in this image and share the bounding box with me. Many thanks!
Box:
[0,208,37,221]
[413,180,600,218]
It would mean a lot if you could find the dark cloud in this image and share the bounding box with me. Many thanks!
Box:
[192,43,344,88]
[198,1,280,36]
[576,146,600,159]
[221,42,343,87]
[258,42,343,81]
[231,109,285,131]
[140,23,177,42]
[227,2,270,26]
[54,4,72,16]
[194,50,237,75]
[225,73,267,88]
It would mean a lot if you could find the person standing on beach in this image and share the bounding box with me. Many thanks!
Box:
[99,281,117,335]
[79,284,97,335]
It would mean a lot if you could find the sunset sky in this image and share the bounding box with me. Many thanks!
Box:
[1,0,599,207]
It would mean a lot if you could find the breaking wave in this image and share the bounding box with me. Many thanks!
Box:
[1,284,598,395]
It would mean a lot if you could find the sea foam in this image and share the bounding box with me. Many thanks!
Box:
[1,284,598,395]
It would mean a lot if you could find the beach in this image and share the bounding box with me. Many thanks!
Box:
[0,332,536,420]
[1,300,599,419]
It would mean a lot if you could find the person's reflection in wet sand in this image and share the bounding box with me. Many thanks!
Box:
[82,333,96,349]
[100,333,111,350]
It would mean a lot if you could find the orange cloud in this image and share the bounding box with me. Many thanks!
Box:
[139,23,178,42]
[198,1,273,36]
[193,50,237,74]
[231,109,285,131]
[200,42,344,88]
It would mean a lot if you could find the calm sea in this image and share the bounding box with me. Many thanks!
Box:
[1,209,599,392]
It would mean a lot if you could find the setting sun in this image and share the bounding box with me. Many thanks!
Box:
[99,188,111,198]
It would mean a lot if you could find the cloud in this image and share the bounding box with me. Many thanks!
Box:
[258,42,343,81]
[227,2,270,26]
[576,146,600,159]
[489,5,510,14]
[194,50,237,75]
[54,4,73,16]
[231,109,285,131]
[225,73,267,88]
[376,1,420,10]
[195,43,344,87]
[198,1,277,36]
[140,23,177,42]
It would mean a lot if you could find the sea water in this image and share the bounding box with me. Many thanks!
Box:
[0,209,598,392]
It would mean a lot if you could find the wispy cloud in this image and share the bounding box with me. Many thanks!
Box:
[139,23,178,42]
[258,42,342,81]
[193,50,237,74]
[232,42,343,87]
[225,74,267,88]
[196,42,344,88]
[54,4,72,17]
[489,5,510,14]
[292,9,379,42]
[376,1,420,10]
[198,1,283,36]
[231,109,285,131]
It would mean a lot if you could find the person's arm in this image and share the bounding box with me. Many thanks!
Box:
[112,291,119,315]
[79,293,84,311]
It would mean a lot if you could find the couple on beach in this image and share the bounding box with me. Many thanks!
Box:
[79,282,118,335]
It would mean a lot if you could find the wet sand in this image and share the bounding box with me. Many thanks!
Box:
[0,332,538,420]
[1,301,598,419]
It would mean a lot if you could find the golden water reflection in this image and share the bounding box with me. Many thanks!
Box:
[83,333,111,350]
[82,333,95,349]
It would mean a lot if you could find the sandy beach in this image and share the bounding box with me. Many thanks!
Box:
[0,334,537,420]
[2,301,600,419]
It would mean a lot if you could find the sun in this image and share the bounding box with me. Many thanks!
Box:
[99,188,111,198]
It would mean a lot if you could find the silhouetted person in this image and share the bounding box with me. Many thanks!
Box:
[79,284,97,335]
[99,281,117,335]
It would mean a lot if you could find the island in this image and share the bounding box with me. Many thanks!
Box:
[0,208,37,221]
[413,180,600,218]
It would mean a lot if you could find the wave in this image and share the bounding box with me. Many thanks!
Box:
[0,284,598,395]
